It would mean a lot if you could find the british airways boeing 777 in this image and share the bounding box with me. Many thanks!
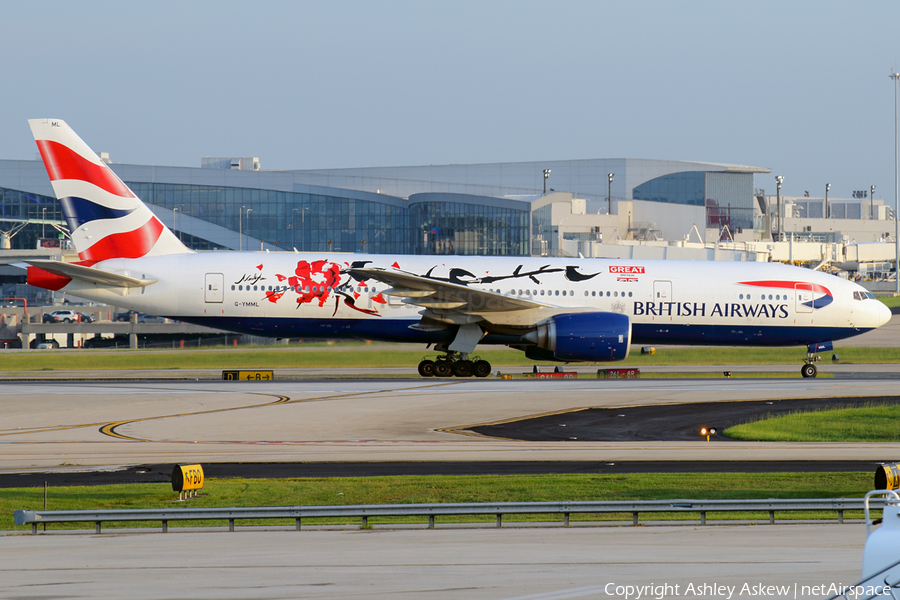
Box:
[21,119,892,377]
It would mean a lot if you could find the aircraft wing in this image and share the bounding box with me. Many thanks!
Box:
[25,260,158,288]
[349,267,546,312]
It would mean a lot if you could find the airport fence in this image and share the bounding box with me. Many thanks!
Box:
[14,497,876,534]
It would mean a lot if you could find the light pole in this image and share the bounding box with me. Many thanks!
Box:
[41,207,46,239]
[607,173,614,215]
[173,207,181,243]
[543,169,551,195]
[824,183,831,218]
[239,205,244,251]
[871,185,876,219]
[775,176,784,240]
[892,69,900,294]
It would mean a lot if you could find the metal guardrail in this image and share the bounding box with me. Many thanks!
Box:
[14,497,877,534]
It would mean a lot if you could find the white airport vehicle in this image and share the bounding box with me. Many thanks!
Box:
[20,119,891,377]
[828,489,900,600]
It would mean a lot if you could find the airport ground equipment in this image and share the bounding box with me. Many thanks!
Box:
[14,497,874,534]
[826,491,900,600]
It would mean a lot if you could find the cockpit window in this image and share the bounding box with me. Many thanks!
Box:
[853,291,876,301]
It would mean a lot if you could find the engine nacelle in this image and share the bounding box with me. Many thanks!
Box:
[522,312,631,362]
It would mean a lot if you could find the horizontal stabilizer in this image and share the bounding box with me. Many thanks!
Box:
[26,260,157,288]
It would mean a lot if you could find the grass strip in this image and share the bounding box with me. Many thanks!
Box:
[3,472,873,532]
[878,296,900,308]
[0,344,897,371]
[725,403,900,442]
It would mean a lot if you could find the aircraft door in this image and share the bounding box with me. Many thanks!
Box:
[653,280,673,301]
[795,283,813,313]
[205,273,224,303]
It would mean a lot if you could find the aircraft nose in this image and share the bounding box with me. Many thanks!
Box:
[876,299,893,327]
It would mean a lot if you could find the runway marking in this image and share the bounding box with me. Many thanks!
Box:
[98,381,459,442]
[0,381,461,444]
[98,393,292,441]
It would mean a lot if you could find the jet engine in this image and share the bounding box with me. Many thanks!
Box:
[521,312,631,362]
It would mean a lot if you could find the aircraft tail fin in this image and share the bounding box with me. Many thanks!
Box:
[28,119,190,262]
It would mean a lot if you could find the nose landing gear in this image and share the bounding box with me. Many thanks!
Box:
[800,362,818,378]
[801,341,832,378]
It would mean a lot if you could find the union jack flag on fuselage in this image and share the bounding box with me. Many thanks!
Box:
[29,119,190,263]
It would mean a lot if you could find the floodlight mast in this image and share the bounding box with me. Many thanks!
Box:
[892,70,900,294]
[775,176,784,240]
[608,173,614,215]
[871,185,876,219]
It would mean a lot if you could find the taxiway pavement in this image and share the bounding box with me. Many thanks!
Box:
[0,524,865,600]
[2,376,900,471]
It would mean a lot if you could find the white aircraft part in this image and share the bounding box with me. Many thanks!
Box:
[448,323,485,354]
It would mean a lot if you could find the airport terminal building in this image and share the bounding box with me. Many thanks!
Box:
[0,155,770,257]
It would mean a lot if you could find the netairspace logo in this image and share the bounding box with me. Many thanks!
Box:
[602,582,890,600]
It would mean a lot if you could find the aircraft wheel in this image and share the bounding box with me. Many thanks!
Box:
[801,363,817,378]
[417,360,435,377]
[434,361,453,377]
[452,360,474,377]
[474,360,492,378]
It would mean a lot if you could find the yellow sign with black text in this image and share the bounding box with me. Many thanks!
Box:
[222,370,274,381]
[876,463,900,490]
[172,464,204,492]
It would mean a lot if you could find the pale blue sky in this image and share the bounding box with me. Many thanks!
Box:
[2,1,898,200]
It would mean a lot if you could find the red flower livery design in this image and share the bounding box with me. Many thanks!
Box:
[265,259,383,316]
[288,260,342,307]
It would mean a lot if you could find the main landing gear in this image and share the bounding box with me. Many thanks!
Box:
[418,351,492,378]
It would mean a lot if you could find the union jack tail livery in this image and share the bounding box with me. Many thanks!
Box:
[28,119,190,262]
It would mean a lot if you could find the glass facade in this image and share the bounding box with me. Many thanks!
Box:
[531,204,552,255]
[632,171,705,206]
[704,172,754,231]
[409,194,530,256]
[0,187,64,249]
[1,159,769,256]
[129,182,409,254]
[633,171,754,232]
[1,183,530,256]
